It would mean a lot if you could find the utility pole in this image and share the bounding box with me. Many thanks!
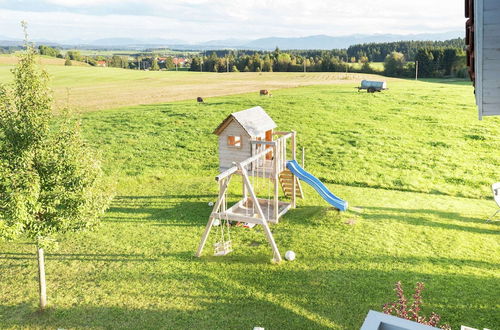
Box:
[227,57,229,73]
[415,60,419,80]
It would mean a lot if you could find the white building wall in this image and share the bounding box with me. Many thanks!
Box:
[218,120,252,172]
[477,0,500,117]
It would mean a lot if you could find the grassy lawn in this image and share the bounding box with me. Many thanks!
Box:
[0,78,499,329]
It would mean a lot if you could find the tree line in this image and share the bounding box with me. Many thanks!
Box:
[37,46,179,70]
[190,45,467,78]
[0,46,22,54]
[384,48,467,78]
[347,38,465,62]
[190,48,355,73]
[34,39,467,78]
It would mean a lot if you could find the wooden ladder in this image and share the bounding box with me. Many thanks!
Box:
[279,169,303,199]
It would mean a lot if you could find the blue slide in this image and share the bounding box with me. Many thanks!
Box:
[286,160,348,211]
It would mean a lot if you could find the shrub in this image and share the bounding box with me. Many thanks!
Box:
[360,62,375,74]
[384,52,405,76]
[383,281,450,330]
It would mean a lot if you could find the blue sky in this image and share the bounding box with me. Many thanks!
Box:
[0,0,464,42]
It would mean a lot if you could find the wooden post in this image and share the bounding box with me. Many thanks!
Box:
[415,61,418,80]
[196,176,232,257]
[37,246,47,311]
[242,176,247,204]
[273,144,279,222]
[239,163,282,262]
[291,131,297,208]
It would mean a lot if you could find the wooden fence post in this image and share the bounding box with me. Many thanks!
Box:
[37,246,47,311]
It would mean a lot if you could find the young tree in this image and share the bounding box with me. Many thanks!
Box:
[262,55,273,72]
[384,51,406,77]
[189,57,201,71]
[0,23,111,311]
[66,50,82,62]
[360,62,374,74]
[151,58,160,71]
[64,57,72,66]
[38,45,60,58]
[415,49,435,77]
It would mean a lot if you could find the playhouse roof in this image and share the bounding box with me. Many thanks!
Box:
[213,106,277,137]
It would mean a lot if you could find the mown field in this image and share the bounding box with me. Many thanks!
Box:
[0,66,499,329]
[0,55,388,112]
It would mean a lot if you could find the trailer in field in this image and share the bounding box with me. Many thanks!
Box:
[357,80,388,93]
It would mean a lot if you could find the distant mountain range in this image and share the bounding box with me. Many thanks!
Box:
[0,31,464,50]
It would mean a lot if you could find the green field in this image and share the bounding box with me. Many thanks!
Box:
[1,70,499,329]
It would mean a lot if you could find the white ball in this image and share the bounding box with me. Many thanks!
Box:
[208,202,214,207]
[213,218,220,226]
[285,250,296,261]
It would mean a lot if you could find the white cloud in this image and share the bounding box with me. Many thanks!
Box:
[45,0,124,6]
[0,0,464,42]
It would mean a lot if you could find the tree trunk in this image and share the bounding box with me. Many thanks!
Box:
[37,246,47,311]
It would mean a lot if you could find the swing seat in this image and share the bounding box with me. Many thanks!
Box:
[214,241,233,256]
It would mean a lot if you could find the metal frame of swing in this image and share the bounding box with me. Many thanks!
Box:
[196,132,298,263]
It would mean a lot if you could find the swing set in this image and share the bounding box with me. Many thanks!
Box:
[196,106,347,262]
[196,130,301,263]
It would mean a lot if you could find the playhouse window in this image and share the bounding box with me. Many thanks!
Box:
[227,136,241,147]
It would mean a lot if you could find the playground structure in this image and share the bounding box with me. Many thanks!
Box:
[195,106,347,262]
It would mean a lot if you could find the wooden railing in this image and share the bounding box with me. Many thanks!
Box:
[215,131,296,181]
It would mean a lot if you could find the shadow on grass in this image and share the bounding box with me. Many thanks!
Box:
[243,267,499,329]
[3,196,496,328]
[1,265,497,329]
[0,252,158,262]
[412,78,471,86]
[0,272,329,329]
[362,206,499,235]
[103,194,215,225]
